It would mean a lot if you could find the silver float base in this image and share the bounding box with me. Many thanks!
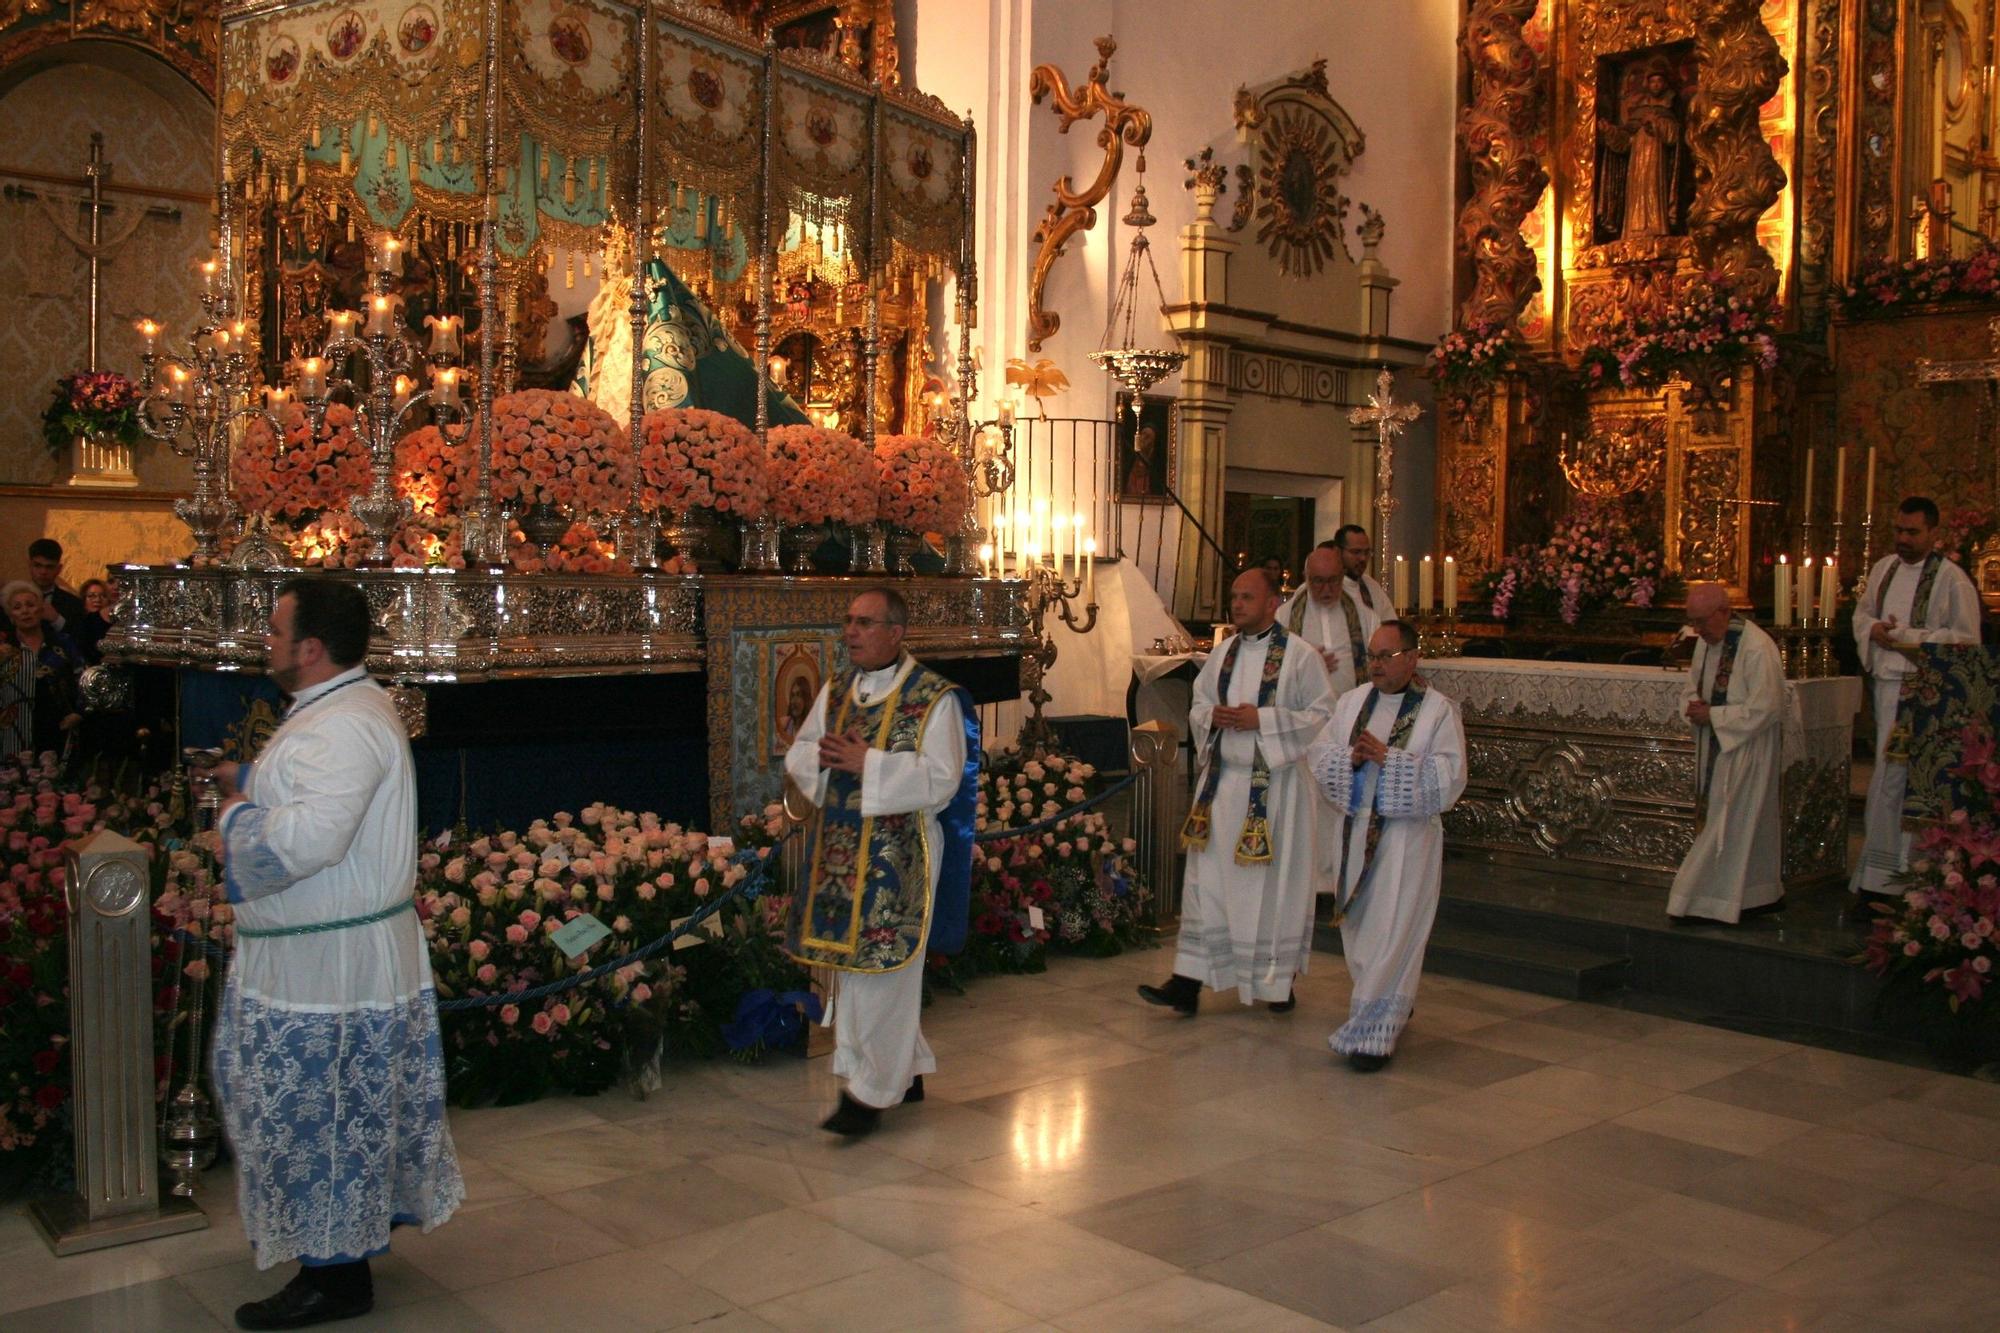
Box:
[28,1187,208,1256]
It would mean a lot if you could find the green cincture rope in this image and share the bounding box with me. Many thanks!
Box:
[233,897,415,939]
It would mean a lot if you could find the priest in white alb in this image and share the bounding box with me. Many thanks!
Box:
[1851,496,1983,902]
[1668,583,1798,923]
[1310,619,1466,1070]
[1139,568,1332,1014]
[1279,527,1389,695]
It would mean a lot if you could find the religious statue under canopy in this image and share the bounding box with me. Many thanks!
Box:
[1593,53,1686,244]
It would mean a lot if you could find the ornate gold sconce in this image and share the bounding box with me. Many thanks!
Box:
[1559,416,1665,499]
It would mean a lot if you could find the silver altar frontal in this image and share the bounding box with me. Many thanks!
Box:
[1427,658,1861,888]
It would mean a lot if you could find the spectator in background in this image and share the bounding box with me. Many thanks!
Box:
[73,578,112,664]
[1,579,84,757]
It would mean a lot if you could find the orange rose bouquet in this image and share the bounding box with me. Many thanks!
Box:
[506,518,631,575]
[872,433,971,533]
[233,402,368,520]
[638,408,770,520]
[395,424,470,518]
[490,390,630,514]
[766,425,877,526]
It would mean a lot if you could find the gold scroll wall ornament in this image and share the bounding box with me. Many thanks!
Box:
[1026,35,1152,353]
[1455,0,1548,329]
[1686,0,1787,311]
[1237,60,1363,279]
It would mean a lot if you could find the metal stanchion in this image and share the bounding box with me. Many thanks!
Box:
[781,780,836,1058]
[1129,720,1183,933]
[30,830,208,1254]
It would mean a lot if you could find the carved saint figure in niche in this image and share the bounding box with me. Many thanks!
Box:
[1594,55,1685,243]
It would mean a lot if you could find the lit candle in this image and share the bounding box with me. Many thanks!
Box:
[1084,537,1096,602]
[1795,556,1815,628]
[1803,447,1816,520]
[1820,556,1839,623]
[210,326,231,353]
[1051,513,1067,574]
[431,366,462,411]
[1443,556,1458,612]
[1392,555,1410,612]
[425,313,462,358]
[326,309,361,342]
[374,233,404,276]
[134,317,161,352]
[1864,446,1878,515]
[997,400,1014,428]
[167,365,191,404]
[365,294,399,337]
[196,258,218,292]
[978,543,994,579]
[1774,554,1791,626]
[392,374,413,413]
[1025,542,1041,572]
[1070,512,1084,577]
[1419,555,1435,613]
[298,356,326,399]
[232,319,254,344]
[1833,445,1848,517]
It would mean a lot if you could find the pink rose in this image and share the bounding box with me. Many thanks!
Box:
[531,1012,553,1034]
[476,964,498,985]
[500,1004,520,1025]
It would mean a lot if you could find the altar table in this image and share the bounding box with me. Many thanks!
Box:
[1424,658,1861,888]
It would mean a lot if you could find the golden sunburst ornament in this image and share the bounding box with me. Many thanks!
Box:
[1254,107,1350,278]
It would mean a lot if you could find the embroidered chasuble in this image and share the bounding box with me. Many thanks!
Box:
[1171,625,1333,1003]
[1851,553,1982,893]
[1668,618,1795,923]
[1309,682,1467,1057]
[784,656,979,973]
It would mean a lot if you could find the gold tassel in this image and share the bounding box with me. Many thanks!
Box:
[384,143,398,170]
[367,112,378,139]
[586,160,598,193]
[310,123,322,150]
[539,154,550,185]
[565,253,574,289]
[563,162,576,207]
[339,137,351,174]
[582,254,591,278]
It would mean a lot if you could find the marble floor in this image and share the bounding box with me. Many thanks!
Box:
[4,949,1999,1332]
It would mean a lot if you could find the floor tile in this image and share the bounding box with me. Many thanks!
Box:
[455,1244,735,1332]
[0,1276,222,1332]
[175,1251,444,1325]
[660,1207,901,1308]
[392,1194,627,1291]
[1322,1190,1583,1282]
[1454,1018,1623,1064]
[1610,1093,1814,1155]
[1481,1064,1675,1119]
[752,1256,1037,1331]
[1478,1236,1744,1331]
[1835,1095,2000,1159]
[1761,1227,2000,1327]
[1680,1155,1908,1233]
[1920,1158,2000,1219]
[1584,1191,1833,1281]
[0,1233,170,1315]
[1666,1284,1884,1333]
[1195,1225,1460,1327]
[482,1121,683,1195]
[1892,1071,2000,1123]
[1425,1153,1666,1230]
[1510,1123,1743,1192]
[800,1174,1036,1257]
[1754,1125,1973,1192]
[1060,1174,1324,1268]
[1754,1046,1936,1099]
[547,1161,787,1242]
[917,1218,1179,1320]
[1359,1281,1620,1332]
[1683,1065,1891,1127]
[1053,1273,1334,1331]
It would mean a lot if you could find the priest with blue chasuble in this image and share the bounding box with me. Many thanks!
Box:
[784,587,979,1137]
[1140,569,1333,1016]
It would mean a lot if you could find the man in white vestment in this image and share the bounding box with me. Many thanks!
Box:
[1668,583,1797,924]
[1851,496,1983,904]
[1279,534,1388,695]
[784,588,977,1136]
[1309,620,1467,1070]
[1140,568,1332,1014]
[204,577,462,1330]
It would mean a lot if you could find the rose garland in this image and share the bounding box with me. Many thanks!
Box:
[872,433,971,533]
[637,408,769,519]
[233,402,369,520]
[766,424,877,526]
[490,389,630,513]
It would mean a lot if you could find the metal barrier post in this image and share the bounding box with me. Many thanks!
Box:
[1129,720,1183,932]
[781,781,836,1058]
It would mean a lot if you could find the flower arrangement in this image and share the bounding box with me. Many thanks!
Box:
[395,425,469,518]
[766,425,877,526]
[1939,506,1996,571]
[872,433,971,534]
[490,389,630,514]
[505,518,631,575]
[1479,499,1675,625]
[1576,278,1780,391]
[1864,723,2000,1033]
[233,402,369,520]
[40,370,143,456]
[1424,321,1517,395]
[1836,247,2000,320]
[637,408,769,519]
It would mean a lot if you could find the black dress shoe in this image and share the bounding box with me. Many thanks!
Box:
[902,1074,924,1104]
[1347,1051,1391,1073]
[1137,975,1200,1015]
[235,1272,372,1330]
[1268,991,1296,1014]
[820,1092,883,1137]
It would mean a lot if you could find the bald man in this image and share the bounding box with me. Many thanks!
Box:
[1668,583,1796,923]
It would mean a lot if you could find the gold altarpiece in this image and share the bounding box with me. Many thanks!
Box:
[1446,0,1813,599]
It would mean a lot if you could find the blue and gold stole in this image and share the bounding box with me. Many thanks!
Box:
[1694,617,1745,828]
[1181,624,1289,864]
[1288,590,1366,679]
[1875,551,1944,627]
[1329,683,1427,925]
[785,658,979,973]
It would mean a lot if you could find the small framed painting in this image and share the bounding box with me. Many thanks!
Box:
[1114,391,1177,502]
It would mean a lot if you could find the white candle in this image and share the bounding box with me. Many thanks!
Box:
[1803,447,1816,520]
[978,543,994,578]
[1820,557,1838,623]
[1443,556,1458,612]
[426,314,462,358]
[326,309,361,342]
[1864,446,1878,514]
[1774,554,1791,626]
[1833,445,1848,517]
[1392,555,1410,612]
[392,374,413,413]
[1796,556,1815,627]
[265,385,291,413]
[1084,537,1097,602]
[365,294,399,338]
[1071,513,1085,578]
[1051,513,1067,574]
[135,317,161,352]
[375,233,404,276]
[297,356,326,399]
[1419,555,1435,613]
[167,365,191,405]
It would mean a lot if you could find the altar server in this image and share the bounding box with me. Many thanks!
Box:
[1140,568,1332,1014]
[1309,620,1467,1070]
[205,577,463,1330]
[785,587,978,1137]
[1851,496,1983,901]
[1669,583,1798,923]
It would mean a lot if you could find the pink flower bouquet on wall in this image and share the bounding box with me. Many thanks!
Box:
[490,389,630,514]
[872,433,971,534]
[637,407,770,519]
[233,402,369,520]
[766,425,877,526]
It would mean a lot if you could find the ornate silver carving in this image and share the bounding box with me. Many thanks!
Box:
[1504,741,1614,853]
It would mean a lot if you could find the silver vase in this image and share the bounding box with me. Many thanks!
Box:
[783,523,821,574]
[739,516,781,572]
[885,527,919,576]
[850,522,887,575]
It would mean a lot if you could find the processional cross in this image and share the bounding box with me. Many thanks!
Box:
[1915,317,2000,509]
[1347,368,1423,576]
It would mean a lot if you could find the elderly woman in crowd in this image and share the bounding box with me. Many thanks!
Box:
[1,579,85,757]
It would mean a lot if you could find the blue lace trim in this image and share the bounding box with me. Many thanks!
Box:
[1376,751,1444,819]
[1329,993,1414,1057]
[221,802,294,904]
